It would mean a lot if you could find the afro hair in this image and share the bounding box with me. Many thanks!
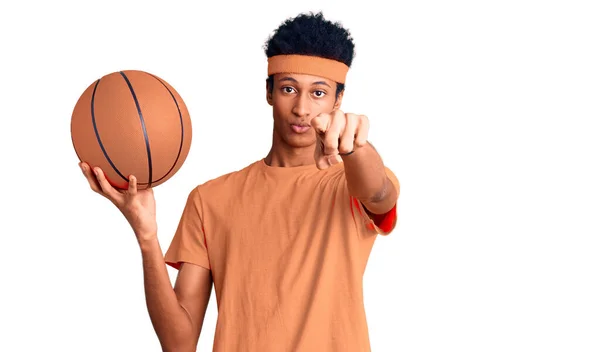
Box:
[264,11,356,96]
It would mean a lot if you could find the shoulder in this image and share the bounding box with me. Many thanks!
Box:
[193,159,263,196]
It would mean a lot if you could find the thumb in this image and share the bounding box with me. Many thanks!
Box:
[314,141,343,170]
[314,138,324,161]
[310,113,330,136]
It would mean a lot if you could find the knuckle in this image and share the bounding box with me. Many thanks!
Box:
[339,146,352,154]
[325,139,337,149]
[361,117,370,127]
[356,139,367,147]
[325,146,337,154]
[339,139,353,152]
[340,143,354,154]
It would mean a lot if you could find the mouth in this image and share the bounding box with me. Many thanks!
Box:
[290,123,311,134]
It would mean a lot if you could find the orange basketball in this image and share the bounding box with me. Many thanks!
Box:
[71,70,192,190]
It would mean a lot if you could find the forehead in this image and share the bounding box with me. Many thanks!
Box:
[273,72,336,87]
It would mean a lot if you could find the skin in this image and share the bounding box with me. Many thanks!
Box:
[79,71,398,351]
[265,72,398,214]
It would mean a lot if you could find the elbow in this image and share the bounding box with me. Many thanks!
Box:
[157,327,197,352]
[368,185,389,204]
[365,177,395,204]
[361,178,398,214]
[156,305,199,351]
[161,339,196,352]
[163,346,195,352]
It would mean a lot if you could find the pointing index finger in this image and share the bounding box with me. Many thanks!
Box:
[310,113,331,135]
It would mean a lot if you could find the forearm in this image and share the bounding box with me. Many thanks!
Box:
[138,236,195,352]
[342,142,397,214]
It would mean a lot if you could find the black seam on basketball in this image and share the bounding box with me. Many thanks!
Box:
[91,78,128,182]
[148,73,184,184]
[120,71,153,187]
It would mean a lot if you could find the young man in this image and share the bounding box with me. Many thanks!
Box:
[80,11,400,352]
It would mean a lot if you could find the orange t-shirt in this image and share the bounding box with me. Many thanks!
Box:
[164,159,400,351]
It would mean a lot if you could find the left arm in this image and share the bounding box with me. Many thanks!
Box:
[311,110,398,215]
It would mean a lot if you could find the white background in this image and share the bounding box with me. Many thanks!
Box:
[1,0,599,351]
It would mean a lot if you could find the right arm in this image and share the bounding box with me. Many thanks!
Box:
[139,237,212,352]
[79,162,212,351]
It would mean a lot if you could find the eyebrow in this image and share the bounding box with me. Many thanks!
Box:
[278,77,332,88]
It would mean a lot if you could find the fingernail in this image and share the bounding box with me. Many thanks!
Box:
[327,155,342,165]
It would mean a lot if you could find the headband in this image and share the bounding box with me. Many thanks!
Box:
[267,54,349,84]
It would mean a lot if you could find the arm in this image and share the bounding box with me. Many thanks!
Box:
[139,237,212,352]
[78,162,212,351]
[310,111,398,216]
[341,142,398,215]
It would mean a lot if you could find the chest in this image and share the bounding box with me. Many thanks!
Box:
[203,179,356,268]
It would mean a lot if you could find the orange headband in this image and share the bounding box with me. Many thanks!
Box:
[267,54,349,84]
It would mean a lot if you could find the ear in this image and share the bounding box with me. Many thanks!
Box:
[266,80,273,106]
[333,89,344,110]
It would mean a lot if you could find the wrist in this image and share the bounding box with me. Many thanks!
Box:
[137,232,159,251]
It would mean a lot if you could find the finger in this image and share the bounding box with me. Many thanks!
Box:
[128,175,137,195]
[314,139,328,170]
[328,154,343,166]
[315,155,330,170]
[93,167,123,202]
[80,162,102,193]
[316,153,343,170]
[339,113,359,154]
[355,115,370,148]
[310,113,331,135]
[323,111,346,155]
[314,137,324,161]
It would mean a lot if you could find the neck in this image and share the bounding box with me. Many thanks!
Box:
[264,131,315,168]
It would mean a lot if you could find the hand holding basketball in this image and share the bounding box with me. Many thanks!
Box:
[310,110,369,169]
[71,70,193,241]
[80,162,158,242]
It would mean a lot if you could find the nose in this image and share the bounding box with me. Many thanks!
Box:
[292,93,311,117]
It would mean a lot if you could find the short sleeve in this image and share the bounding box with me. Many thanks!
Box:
[164,187,211,271]
[350,166,400,236]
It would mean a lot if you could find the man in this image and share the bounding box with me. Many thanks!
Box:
[80,11,400,352]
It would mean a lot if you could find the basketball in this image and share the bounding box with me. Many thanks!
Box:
[71,70,192,190]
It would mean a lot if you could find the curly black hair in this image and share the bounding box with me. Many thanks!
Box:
[264,11,356,98]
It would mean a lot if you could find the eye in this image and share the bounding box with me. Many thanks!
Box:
[282,86,296,94]
[313,90,326,98]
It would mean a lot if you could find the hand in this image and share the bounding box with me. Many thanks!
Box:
[310,110,370,169]
[79,162,158,243]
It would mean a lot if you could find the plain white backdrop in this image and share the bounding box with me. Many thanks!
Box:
[1,0,599,351]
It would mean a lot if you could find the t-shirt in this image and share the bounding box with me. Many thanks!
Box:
[164,158,400,351]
